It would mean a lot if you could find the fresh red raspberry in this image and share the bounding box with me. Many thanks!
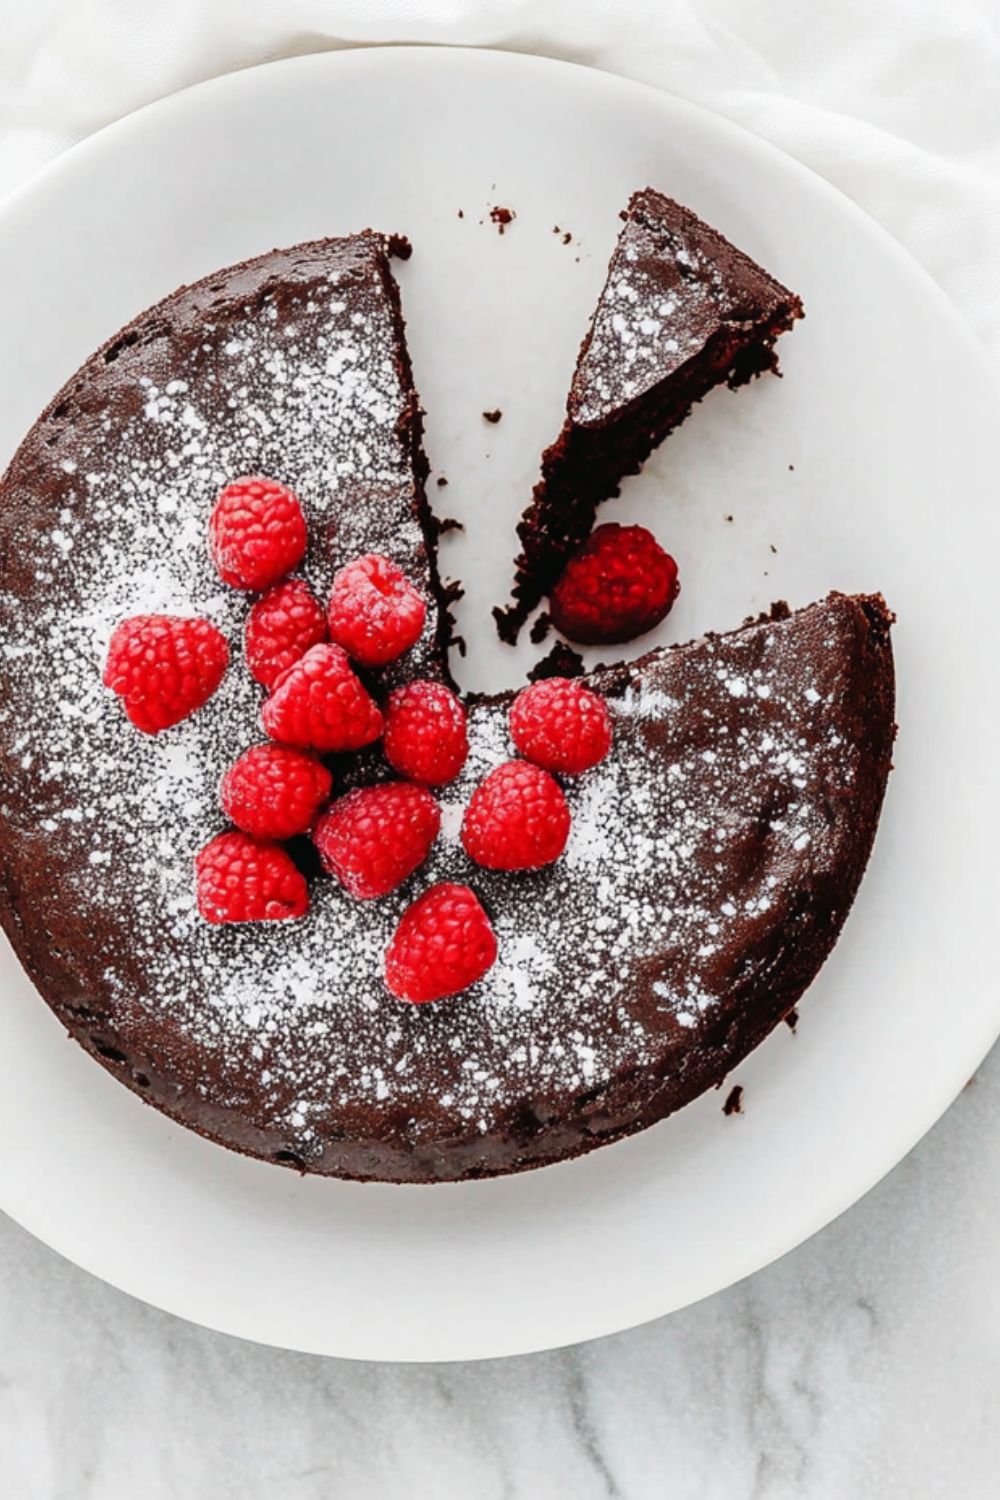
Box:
[383,680,468,785]
[103,613,228,735]
[461,760,570,870]
[220,744,332,841]
[209,476,307,592]
[313,782,440,899]
[326,553,426,667]
[195,831,308,924]
[550,523,680,644]
[385,882,497,1003]
[245,577,328,690]
[262,643,383,753]
[510,677,612,775]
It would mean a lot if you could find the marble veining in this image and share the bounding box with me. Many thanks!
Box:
[1,1040,999,1497]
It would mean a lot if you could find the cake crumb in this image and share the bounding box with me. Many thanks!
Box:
[457,210,464,219]
[723,1085,744,1116]
[785,1008,799,1032]
[386,234,412,262]
[526,640,585,681]
[489,206,515,235]
[436,475,449,488]
[482,409,503,424]
[788,463,795,472]
[724,514,734,524]
[529,612,552,645]
[769,543,778,554]
[562,231,572,245]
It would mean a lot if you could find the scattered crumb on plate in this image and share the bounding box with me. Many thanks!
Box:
[529,612,552,644]
[524,639,585,680]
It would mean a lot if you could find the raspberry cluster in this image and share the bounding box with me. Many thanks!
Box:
[103,473,615,1004]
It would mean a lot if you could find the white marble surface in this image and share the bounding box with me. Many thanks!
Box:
[1,1040,998,1497]
[2,8,1000,1495]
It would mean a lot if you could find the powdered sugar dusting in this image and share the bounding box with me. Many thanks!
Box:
[0,237,858,1163]
[574,194,754,425]
[2,580,845,1153]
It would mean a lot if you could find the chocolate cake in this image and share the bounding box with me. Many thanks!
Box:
[495,189,804,641]
[0,231,893,1184]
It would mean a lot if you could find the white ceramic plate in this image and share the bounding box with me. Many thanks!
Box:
[0,48,997,1362]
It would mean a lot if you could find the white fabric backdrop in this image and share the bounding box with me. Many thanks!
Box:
[1,1,999,352]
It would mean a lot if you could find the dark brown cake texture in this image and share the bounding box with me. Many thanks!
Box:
[495,188,804,642]
[0,227,892,1184]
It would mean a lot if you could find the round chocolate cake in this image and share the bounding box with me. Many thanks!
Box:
[0,230,895,1182]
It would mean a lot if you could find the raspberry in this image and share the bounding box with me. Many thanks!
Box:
[510,677,612,775]
[383,680,468,785]
[195,831,308,924]
[220,744,332,841]
[550,523,680,644]
[262,643,383,753]
[209,476,307,591]
[385,883,497,1003]
[245,577,328,690]
[313,782,440,899]
[326,553,426,667]
[103,613,228,735]
[461,760,570,870]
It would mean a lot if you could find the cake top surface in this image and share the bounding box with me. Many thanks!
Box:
[571,188,797,427]
[0,371,882,1158]
[0,231,884,1169]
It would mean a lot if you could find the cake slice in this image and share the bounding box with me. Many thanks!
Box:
[495,189,804,642]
